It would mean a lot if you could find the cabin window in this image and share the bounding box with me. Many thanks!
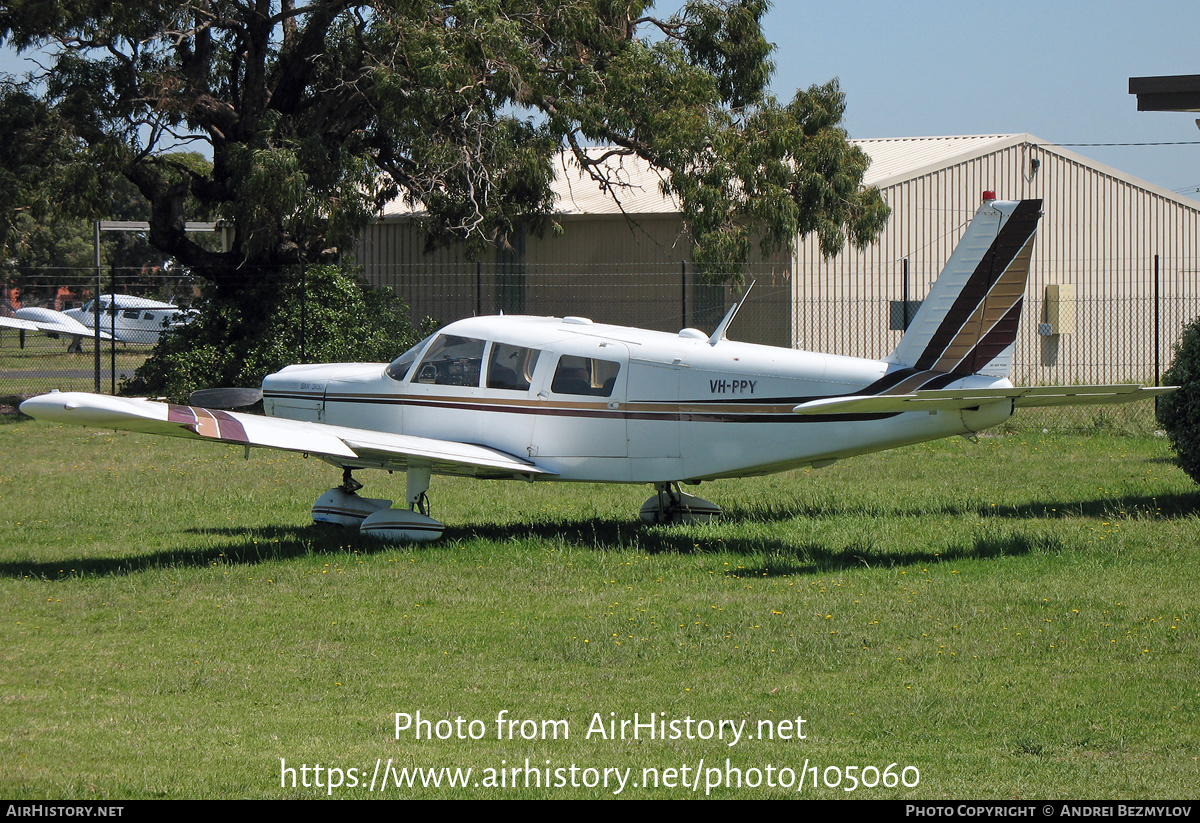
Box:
[551,355,620,397]
[413,334,485,387]
[486,343,541,391]
[384,334,435,381]
[123,309,141,319]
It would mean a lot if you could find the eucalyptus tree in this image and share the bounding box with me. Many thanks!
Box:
[0,1,889,300]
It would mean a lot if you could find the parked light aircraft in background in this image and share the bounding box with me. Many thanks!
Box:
[21,196,1173,541]
[1,293,191,349]
[63,294,195,344]
[0,307,116,350]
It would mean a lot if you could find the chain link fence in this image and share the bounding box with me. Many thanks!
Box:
[4,259,1194,431]
[1,266,199,399]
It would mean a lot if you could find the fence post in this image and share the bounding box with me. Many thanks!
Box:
[109,254,116,394]
[1154,253,1160,416]
[300,263,307,364]
[93,221,101,392]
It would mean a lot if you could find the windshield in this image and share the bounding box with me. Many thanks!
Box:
[412,334,485,387]
[384,334,435,381]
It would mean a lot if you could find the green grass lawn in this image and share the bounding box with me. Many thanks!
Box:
[0,331,149,395]
[1,417,1197,798]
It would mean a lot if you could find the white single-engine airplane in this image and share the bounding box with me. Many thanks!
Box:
[63,294,196,345]
[0,307,117,350]
[20,196,1174,541]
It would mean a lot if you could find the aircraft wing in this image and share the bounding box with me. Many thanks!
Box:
[19,392,553,479]
[792,384,1177,415]
[0,314,117,341]
[0,316,41,332]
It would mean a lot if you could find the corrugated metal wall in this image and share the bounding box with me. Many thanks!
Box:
[792,139,1200,384]
[357,138,1199,383]
[357,220,482,323]
[354,214,795,347]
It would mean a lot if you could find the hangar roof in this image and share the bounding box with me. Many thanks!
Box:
[378,134,1196,219]
[856,134,1025,185]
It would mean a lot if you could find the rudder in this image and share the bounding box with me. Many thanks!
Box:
[889,197,1042,378]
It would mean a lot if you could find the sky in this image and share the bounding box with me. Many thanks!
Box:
[2,1,1198,199]
[762,0,1200,200]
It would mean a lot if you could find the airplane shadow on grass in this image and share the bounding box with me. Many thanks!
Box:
[445,518,1049,577]
[716,490,1200,523]
[3,487,1198,580]
[0,523,346,580]
[0,521,1034,580]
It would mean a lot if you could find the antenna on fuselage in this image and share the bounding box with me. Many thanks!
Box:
[708,281,755,346]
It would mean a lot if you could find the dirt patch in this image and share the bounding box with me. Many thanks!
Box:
[0,394,34,419]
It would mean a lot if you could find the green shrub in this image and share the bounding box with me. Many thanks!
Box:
[1157,316,1200,483]
[123,266,435,401]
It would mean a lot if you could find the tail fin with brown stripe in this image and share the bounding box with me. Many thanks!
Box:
[889,197,1042,379]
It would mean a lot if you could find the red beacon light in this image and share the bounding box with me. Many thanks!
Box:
[982,190,996,202]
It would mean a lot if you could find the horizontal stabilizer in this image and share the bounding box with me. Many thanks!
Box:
[793,384,1177,416]
[19,392,553,478]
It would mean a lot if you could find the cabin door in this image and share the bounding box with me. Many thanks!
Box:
[531,339,628,458]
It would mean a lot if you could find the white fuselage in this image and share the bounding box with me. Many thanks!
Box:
[261,315,1013,484]
[64,295,193,344]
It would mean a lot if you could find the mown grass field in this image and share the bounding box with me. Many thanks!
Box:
[0,331,149,395]
[1,413,1197,799]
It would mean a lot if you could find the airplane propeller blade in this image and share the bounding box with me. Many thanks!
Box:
[187,387,264,408]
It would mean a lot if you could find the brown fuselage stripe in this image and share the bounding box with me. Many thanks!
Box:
[264,362,984,424]
[299,394,893,424]
[266,365,948,415]
[879,371,945,395]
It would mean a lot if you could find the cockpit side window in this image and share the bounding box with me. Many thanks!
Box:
[486,343,541,391]
[385,334,434,381]
[551,355,620,397]
[412,334,485,387]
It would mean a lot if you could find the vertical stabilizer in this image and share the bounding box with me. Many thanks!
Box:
[889,198,1042,378]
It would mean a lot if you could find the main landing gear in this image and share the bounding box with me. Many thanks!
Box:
[314,474,720,543]
[311,466,446,543]
[639,482,721,525]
